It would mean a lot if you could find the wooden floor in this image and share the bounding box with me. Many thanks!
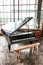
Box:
[0,36,43,65]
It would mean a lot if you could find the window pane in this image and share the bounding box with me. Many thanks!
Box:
[15,13,18,18]
[19,13,22,18]
[7,18,11,22]
[35,0,38,4]
[15,6,18,10]
[4,0,7,5]
[22,6,27,10]
[11,6,13,12]
[4,13,10,18]
[30,0,35,4]
[27,0,30,4]
[6,0,10,5]
[4,6,10,12]
[19,6,22,10]
[10,18,14,22]
[22,13,26,18]
[11,13,14,18]
[11,0,13,5]
[26,13,30,17]
[35,5,38,10]
[27,5,30,10]
[19,0,22,4]
[0,6,3,12]
[30,5,35,10]
[22,0,26,4]
[15,0,18,5]
[15,18,18,21]
[0,0,3,5]
[0,13,3,18]
[30,12,35,17]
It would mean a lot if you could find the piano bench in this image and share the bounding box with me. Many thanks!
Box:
[14,42,40,63]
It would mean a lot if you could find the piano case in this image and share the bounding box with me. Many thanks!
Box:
[1,17,38,51]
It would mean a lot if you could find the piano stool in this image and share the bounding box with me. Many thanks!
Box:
[14,42,40,63]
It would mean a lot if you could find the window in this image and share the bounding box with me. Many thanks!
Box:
[14,0,38,21]
[0,0,38,29]
[40,0,43,29]
[41,1,43,19]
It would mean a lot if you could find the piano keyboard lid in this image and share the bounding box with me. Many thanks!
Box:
[1,17,33,36]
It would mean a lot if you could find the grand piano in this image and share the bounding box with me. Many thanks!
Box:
[1,17,38,51]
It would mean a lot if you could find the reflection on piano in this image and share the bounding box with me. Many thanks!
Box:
[1,17,38,51]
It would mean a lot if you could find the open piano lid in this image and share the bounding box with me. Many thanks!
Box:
[1,17,33,36]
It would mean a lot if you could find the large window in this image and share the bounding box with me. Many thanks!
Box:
[0,0,13,24]
[0,0,38,28]
[14,0,38,21]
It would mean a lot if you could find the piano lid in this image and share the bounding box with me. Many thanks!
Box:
[1,17,33,36]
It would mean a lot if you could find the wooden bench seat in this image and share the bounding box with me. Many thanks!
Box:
[14,42,40,63]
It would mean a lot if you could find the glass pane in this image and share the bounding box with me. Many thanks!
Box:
[30,12,35,17]
[19,13,22,18]
[11,6,13,12]
[15,6,18,10]
[11,13,14,18]
[6,0,10,5]
[7,18,11,22]
[35,5,38,10]
[1,19,4,23]
[26,13,30,17]
[0,0,3,5]
[19,0,22,4]
[15,0,18,5]
[0,6,3,12]
[15,18,18,21]
[27,5,30,10]
[6,13,10,18]
[35,0,38,4]
[11,0,13,5]
[11,18,14,22]
[4,13,6,18]
[15,13,18,18]
[22,13,26,18]
[22,6,27,10]
[30,0,35,4]
[27,0,30,4]
[0,13,3,18]
[22,0,26,4]
[19,6,22,10]
[30,5,35,10]
[4,0,7,5]
[4,6,10,12]
[4,13,10,18]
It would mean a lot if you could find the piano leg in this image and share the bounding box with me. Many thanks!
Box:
[15,50,21,63]
[34,45,39,56]
[8,44,10,52]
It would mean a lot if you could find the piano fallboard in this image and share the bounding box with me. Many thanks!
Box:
[11,37,38,43]
[9,32,35,41]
